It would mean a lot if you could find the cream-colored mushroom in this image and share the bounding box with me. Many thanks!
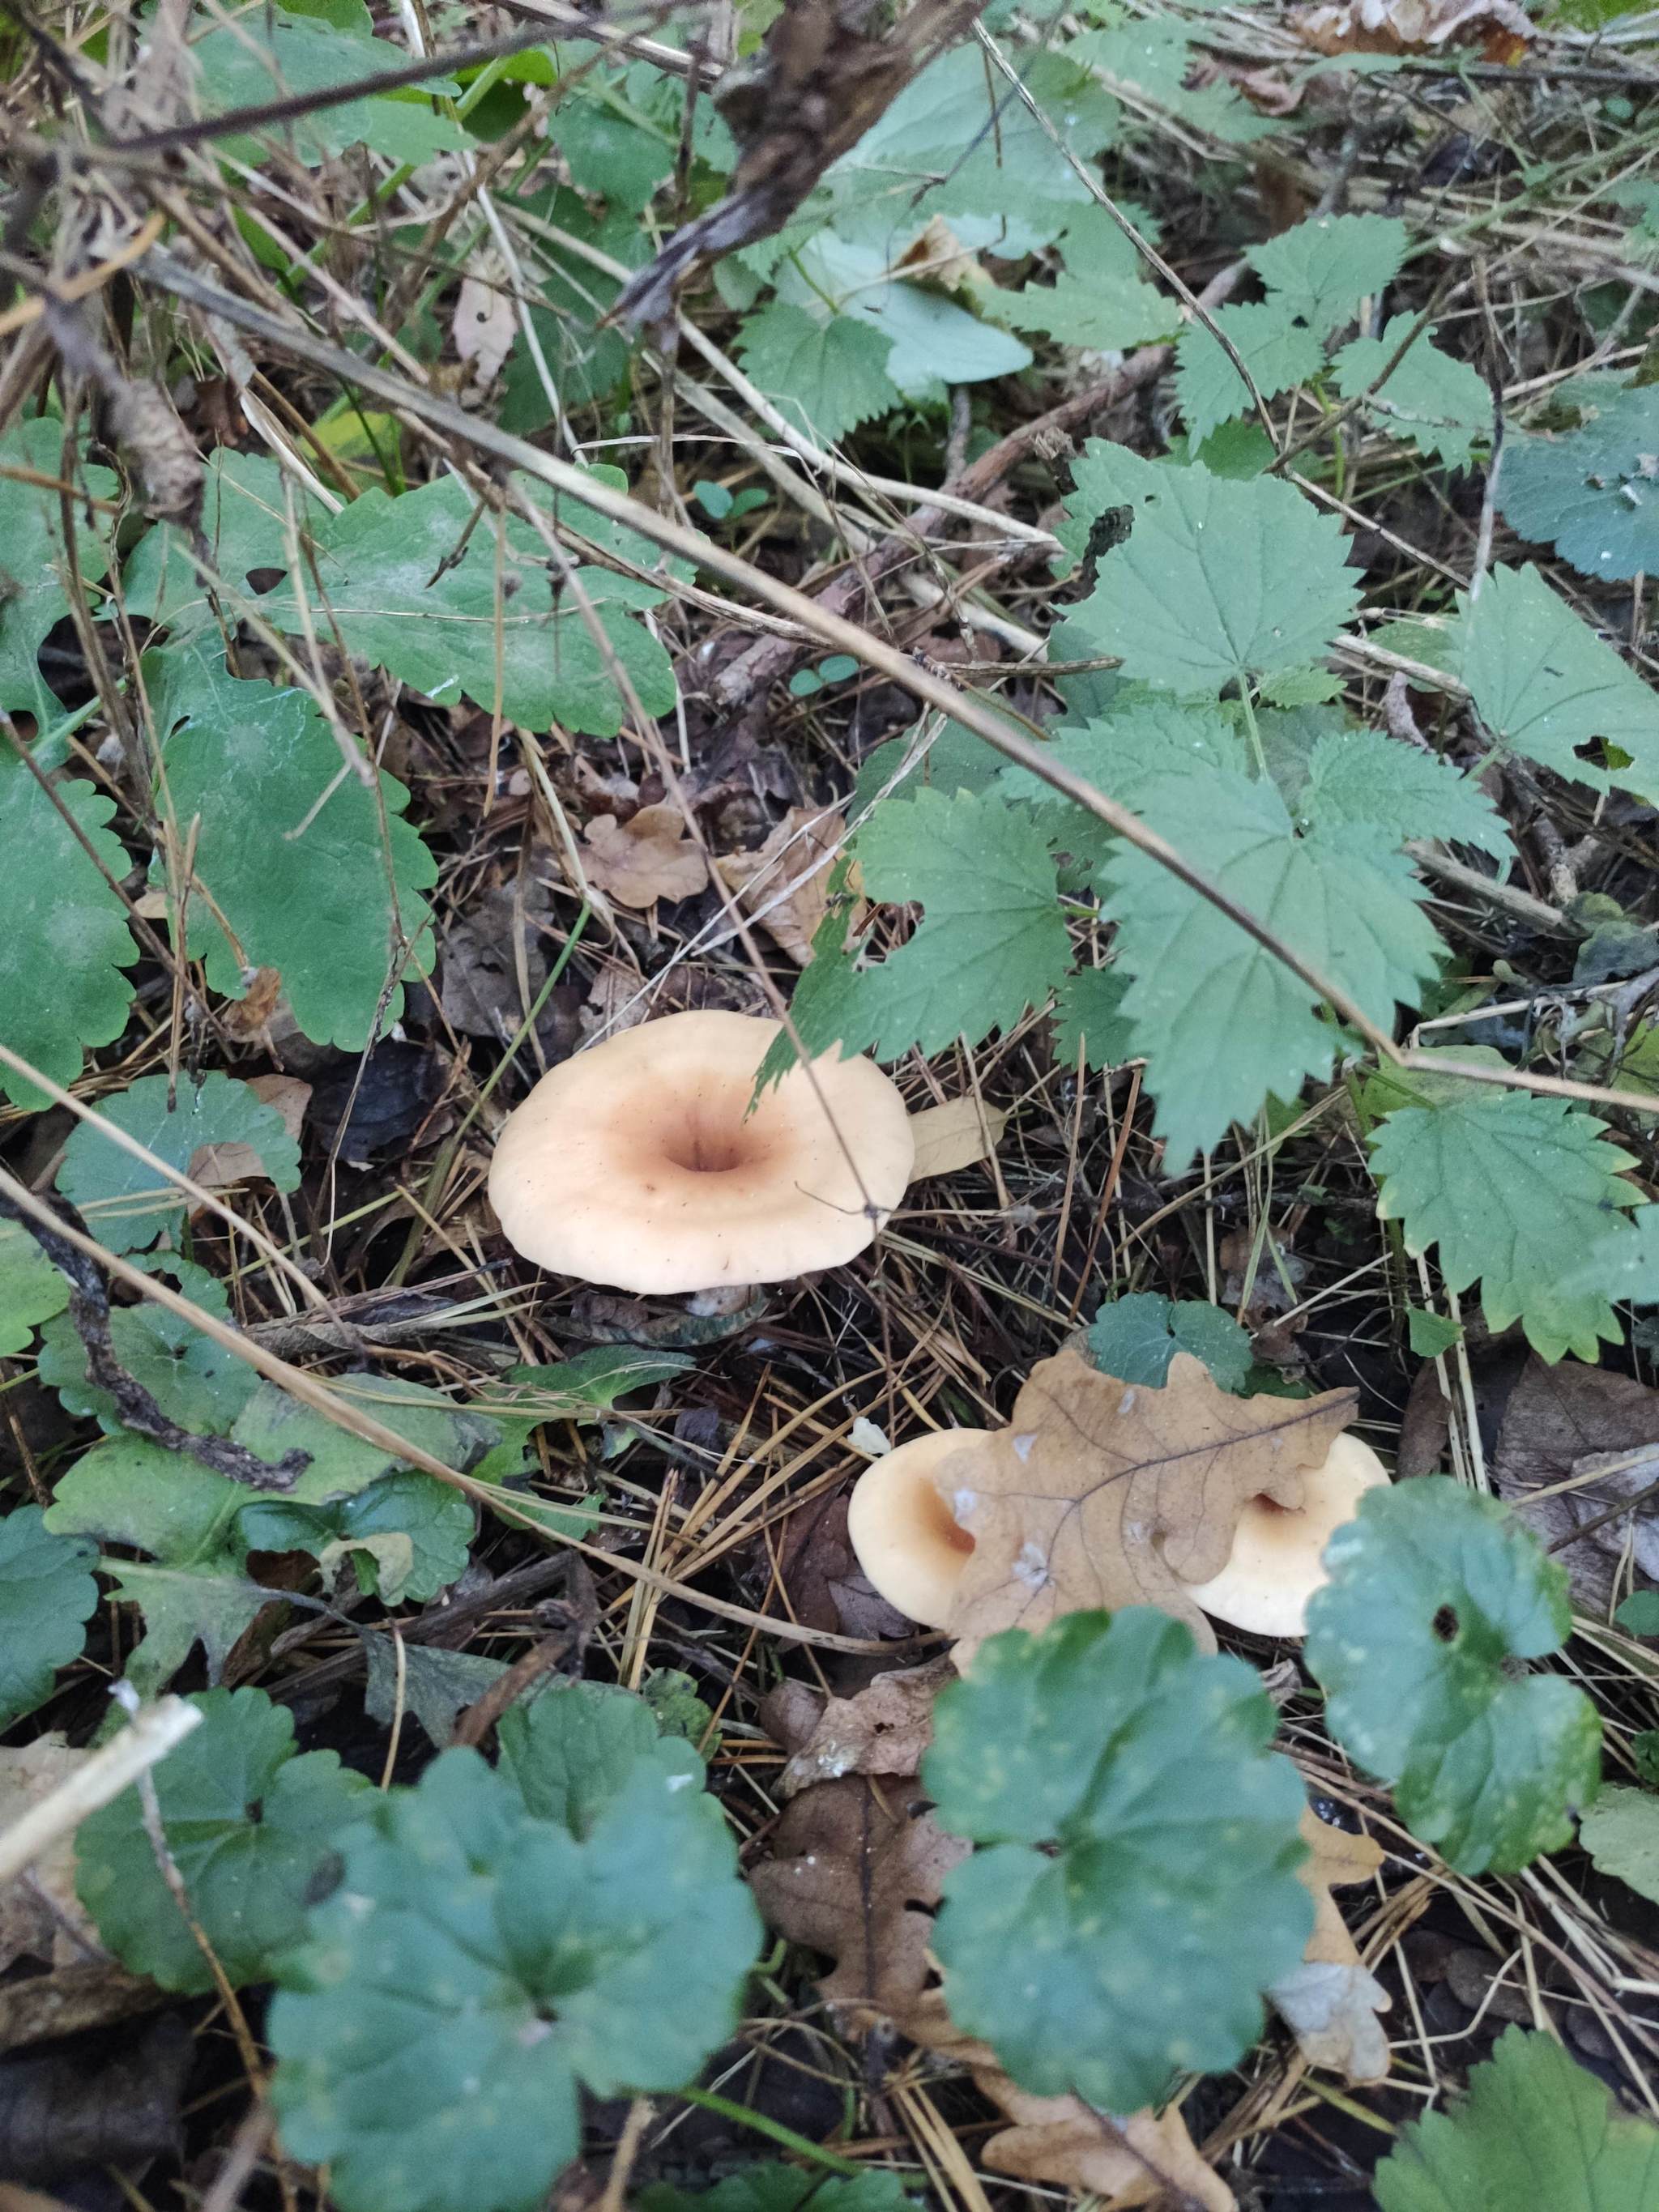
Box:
[488,1009,914,1295]
[1187,1433,1391,1637]
[847,1428,992,1628]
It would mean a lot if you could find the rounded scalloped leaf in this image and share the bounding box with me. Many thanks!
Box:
[75,1685,372,1992]
[270,1747,761,2212]
[923,1608,1311,2112]
[1304,1479,1601,1875]
[56,1071,302,1254]
[0,1505,98,1728]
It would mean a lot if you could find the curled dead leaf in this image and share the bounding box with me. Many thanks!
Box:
[1268,1807,1392,2083]
[775,1657,954,1798]
[0,1739,96,1972]
[190,1072,312,1196]
[579,805,710,910]
[714,808,854,965]
[938,1349,1356,1660]
[1290,0,1532,58]
[748,1775,970,2031]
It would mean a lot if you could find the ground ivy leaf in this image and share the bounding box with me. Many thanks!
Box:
[0,748,138,1109]
[924,1609,1311,2112]
[37,1266,254,1435]
[0,420,117,718]
[1499,382,1659,582]
[499,1679,697,1837]
[0,1504,98,1727]
[1175,300,1327,441]
[362,1638,509,1749]
[0,1216,70,1353]
[56,1071,301,1253]
[735,300,903,442]
[1086,1293,1254,1392]
[1458,563,1659,806]
[123,450,320,637]
[1060,445,1362,691]
[239,1471,473,1605]
[639,2171,915,2212]
[1578,1784,1659,1904]
[75,1685,372,1993]
[156,673,437,1049]
[268,1748,761,2212]
[1102,773,1443,1166]
[1373,2025,1659,2211]
[1368,1090,1640,1361]
[1297,727,1513,859]
[230,1373,499,1491]
[1304,1478,1601,1874]
[1246,213,1409,330]
[1333,318,1491,467]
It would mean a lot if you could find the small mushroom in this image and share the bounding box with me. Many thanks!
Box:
[847,1428,993,1628]
[1187,1434,1391,1638]
[488,1009,914,1295]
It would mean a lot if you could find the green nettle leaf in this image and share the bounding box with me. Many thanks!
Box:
[498,1680,697,1836]
[1333,318,1491,467]
[189,2,469,164]
[256,471,677,739]
[998,698,1247,816]
[0,1505,98,1728]
[268,1747,762,2212]
[1246,213,1409,329]
[1373,2027,1659,2211]
[1615,1590,1659,1637]
[556,82,676,210]
[0,748,138,1109]
[1051,965,1134,1072]
[1175,300,1326,442]
[56,1071,301,1253]
[1578,1784,1659,1904]
[734,302,902,442]
[76,1686,372,1993]
[1406,1306,1462,1358]
[1070,20,1274,144]
[773,234,1034,401]
[237,1471,473,1605]
[156,674,437,1050]
[639,2170,915,2212]
[1060,445,1363,690]
[1571,1204,1659,1308]
[0,1215,70,1353]
[1499,382,1659,582]
[37,1263,256,1435]
[1456,563,1659,806]
[924,1609,1311,2112]
[1368,1089,1640,1361]
[1296,727,1512,859]
[1102,772,1443,1166]
[1086,1293,1254,1392]
[763,788,1069,1078]
[1304,1479,1601,1874]
[499,192,645,431]
[0,420,117,718]
[992,269,1174,354]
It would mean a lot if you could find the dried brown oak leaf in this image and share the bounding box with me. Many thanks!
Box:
[1290,0,1532,58]
[939,1349,1356,1660]
[715,807,853,965]
[579,805,710,909]
[776,1657,955,1798]
[1268,1808,1391,2085]
[748,1775,969,2030]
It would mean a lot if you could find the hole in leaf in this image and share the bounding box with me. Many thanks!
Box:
[1431,1604,1460,1643]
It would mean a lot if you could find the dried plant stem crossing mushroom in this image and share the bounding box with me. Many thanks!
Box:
[847,1428,992,1629]
[488,1009,914,1295]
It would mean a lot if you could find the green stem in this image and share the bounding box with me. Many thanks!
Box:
[673,2088,871,2179]
[1238,684,1268,781]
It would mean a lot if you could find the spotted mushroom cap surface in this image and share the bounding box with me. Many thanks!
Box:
[488,1008,915,1295]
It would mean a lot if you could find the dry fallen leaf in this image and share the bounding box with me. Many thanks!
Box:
[1494,1354,1659,1618]
[906,1097,1009,1183]
[1290,0,1532,58]
[898,1991,1234,2211]
[0,1738,97,1971]
[1268,1808,1392,2083]
[748,1775,970,2030]
[776,1657,955,1798]
[579,805,710,910]
[453,267,515,388]
[939,1349,1357,1659]
[714,808,852,965]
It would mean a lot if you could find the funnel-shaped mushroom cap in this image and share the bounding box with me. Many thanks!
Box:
[847,1428,992,1628]
[488,1010,914,1295]
[1188,1433,1390,1638]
